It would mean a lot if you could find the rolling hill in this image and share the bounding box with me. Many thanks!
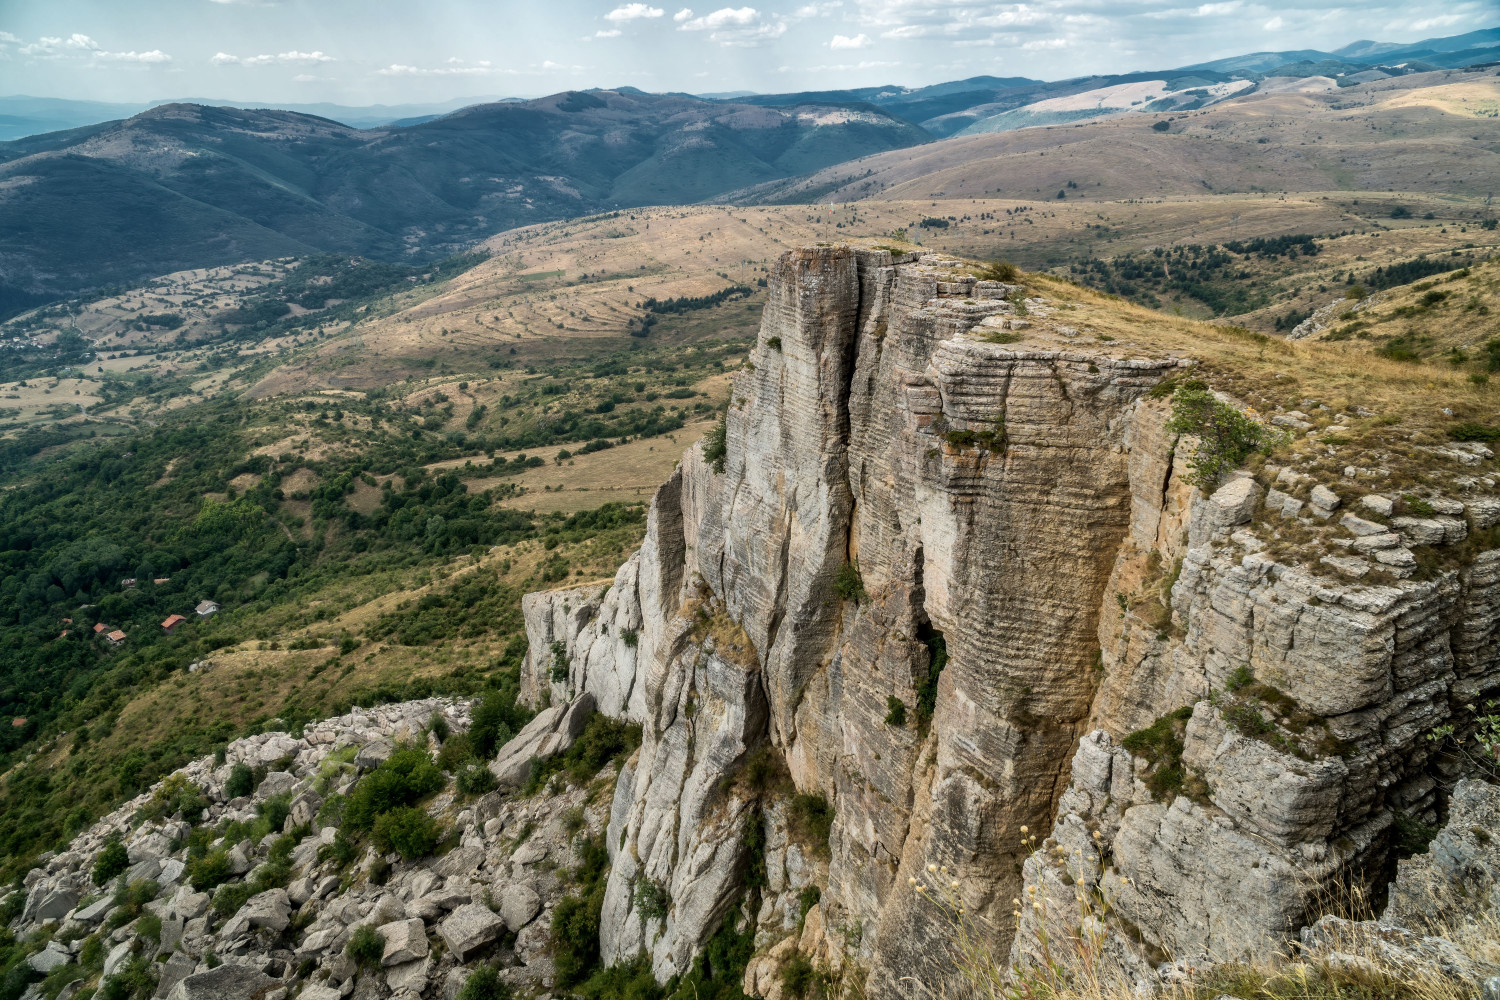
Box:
[732,67,1500,208]
[0,91,927,317]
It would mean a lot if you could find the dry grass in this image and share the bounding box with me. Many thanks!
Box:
[747,69,1500,208]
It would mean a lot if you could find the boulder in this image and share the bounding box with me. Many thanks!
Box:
[165,964,278,1000]
[220,888,291,938]
[386,957,432,992]
[28,887,80,922]
[500,884,543,932]
[155,952,196,998]
[440,903,505,960]
[102,941,133,979]
[255,771,298,798]
[354,740,393,770]
[27,946,70,973]
[379,917,430,966]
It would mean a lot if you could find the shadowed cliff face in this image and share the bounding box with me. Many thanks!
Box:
[522,245,1189,992]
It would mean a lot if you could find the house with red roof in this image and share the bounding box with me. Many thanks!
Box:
[162,614,187,632]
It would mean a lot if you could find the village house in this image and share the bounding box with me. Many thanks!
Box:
[195,600,219,618]
[92,623,107,635]
[105,629,126,646]
[162,614,187,632]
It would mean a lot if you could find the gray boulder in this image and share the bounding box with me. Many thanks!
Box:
[379,917,430,966]
[165,964,278,1000]
[440,903,505,960]
[500,884,542,932]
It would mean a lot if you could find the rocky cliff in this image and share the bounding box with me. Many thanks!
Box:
[8,245,1497,1000]
[521,245,1500,995]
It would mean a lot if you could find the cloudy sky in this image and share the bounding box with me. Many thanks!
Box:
[0,0,1492,107]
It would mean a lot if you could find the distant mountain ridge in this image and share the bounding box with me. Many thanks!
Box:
[0,90,927,315]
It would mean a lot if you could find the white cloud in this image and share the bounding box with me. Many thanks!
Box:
[95,49,172,62]
[678,7,759,30]
[213,49,334,66]
[605,3,665,20]
[20,33,170,63]
[292,73,327,82]
[829,33,870,49]
[596,28,623,37]
[378,62,494,75]
[1410,14,1463,31]
[674,8,693,21]
[1194,1,1240,15]
[0,31,20,45]
[1020,37,1066,50]
[1263,15,1283,29]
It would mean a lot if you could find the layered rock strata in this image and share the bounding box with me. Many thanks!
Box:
[521,244,1500,997]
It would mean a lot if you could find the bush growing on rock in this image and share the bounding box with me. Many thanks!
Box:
[211,882,253,918]
[469,681,531,760]
[225,763,254,799]
[788,793,834,859]
[98,956,157,1000]
[93,839,129,885]
[372,805,443,859]
[345,743,444,830]
[456,762,498,795]
[1163,380,1271,488]
[457,965,512,1000]
[347,924,385,968]
[187,849,232,891]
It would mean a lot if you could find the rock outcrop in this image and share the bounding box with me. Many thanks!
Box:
[10,244,1497,1000]
[519,245,1500,997]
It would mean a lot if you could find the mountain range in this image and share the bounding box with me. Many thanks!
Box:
[0,25,1495,318]
[0,92,926,316]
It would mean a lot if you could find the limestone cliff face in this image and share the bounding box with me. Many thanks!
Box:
[519,245,1500,995]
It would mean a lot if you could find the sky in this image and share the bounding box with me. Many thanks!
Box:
[0,0,1493,107]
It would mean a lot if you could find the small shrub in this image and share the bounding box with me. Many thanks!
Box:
[372,806,443,859]
[345,743,445,830]
[780,952,816,999]
[428,712,451,743]
[977,259,1020,282]
[211,882,253,919]
[93,840,129,885]
[550,640,569,682]
[798,885,821,922]
[1151,120,1170,132]
[456,763,499,795]
[884,696,907,727]
[1121,706,1195,803]
[187,849,232,892]
[259,793,292,834]
[766,336,782,351]
[347,924,385,968]
[1451,422,1500,443]
[633,877,670,924]
[457,965,512,1000]
[621,628,639,647]
[703,408,729,474]
[788,793,834,859]
[833,561,867,604]
[1226,666,1255,692]
[1165,381,1271,488]
[225,763,254,799]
